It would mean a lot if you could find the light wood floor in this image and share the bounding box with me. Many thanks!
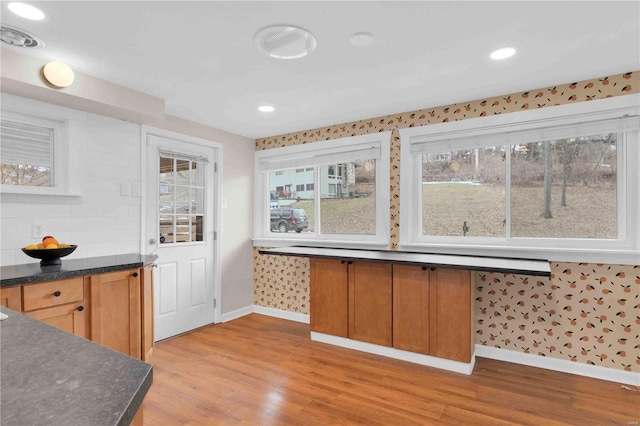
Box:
[142,314,639,425]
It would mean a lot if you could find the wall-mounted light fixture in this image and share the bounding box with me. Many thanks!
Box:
[42,61,74,88]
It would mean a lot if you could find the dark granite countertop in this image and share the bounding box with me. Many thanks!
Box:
[0,253,157,288]
[0,306,152,426]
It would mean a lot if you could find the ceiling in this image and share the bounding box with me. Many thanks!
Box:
[1,1,638,139]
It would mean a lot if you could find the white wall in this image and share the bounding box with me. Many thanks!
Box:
[0,93,255,315]
[1,93,142,264]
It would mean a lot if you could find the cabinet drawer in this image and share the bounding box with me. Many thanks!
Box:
[23,278,84,312]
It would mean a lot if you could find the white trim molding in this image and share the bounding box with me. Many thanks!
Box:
[312,332,475,375]
[220,305,256,323]
[475,344,640,386]
[253,306,310,324]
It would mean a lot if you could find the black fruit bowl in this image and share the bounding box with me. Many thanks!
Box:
[22,245,77,266]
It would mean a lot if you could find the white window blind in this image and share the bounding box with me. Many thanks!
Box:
[0,118,54,168]
[409,114,640,154]
[259,144,381,171]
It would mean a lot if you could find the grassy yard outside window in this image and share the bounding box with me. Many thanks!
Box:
[254,133,391,248]
[399,95,640,264]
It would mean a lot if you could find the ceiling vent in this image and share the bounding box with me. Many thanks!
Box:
[0,25,43,48]
[254,25,316,59]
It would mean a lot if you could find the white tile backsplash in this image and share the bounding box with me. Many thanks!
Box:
[1,95,143,266]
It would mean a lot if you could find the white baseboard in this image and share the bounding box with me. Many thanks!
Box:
[220,305,255,322]
[475,344,640,386]
[253,305,310,324]
[312,332,475,375]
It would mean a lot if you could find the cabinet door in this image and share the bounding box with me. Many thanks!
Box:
[89,269,141,359]
[393,265,430,354]
[25,303,86,337]
[349,262,392,347]
[141,264,154,361]
[429,268,474,363]
[0,287,22,311]
[310,258,348,337]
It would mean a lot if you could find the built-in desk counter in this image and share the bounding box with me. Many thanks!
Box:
[259,246,551,276]
[259,246,550,375]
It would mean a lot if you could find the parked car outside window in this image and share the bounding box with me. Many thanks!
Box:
[270,208,308,233]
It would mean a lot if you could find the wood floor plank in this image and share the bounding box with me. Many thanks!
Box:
[142,314,640,425]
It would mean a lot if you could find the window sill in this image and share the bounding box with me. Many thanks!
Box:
[1,185,82,198]
[252,237,390,251]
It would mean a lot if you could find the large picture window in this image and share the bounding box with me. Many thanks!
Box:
[254,133,391,247]
[400,95,639,264]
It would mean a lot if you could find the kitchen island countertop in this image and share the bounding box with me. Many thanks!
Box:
[0,253,157,288]
[0,306,152,426]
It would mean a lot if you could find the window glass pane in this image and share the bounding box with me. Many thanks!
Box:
[0,164,51,186]
[175,215,190,242]
[421,148,506,237]
[193,215,204,242]
[268,168,314,233]
[511,134,617,239]
[159,215,174,244]
[320,160,376,235]
[175,159,190,185]
[159,157,175,184]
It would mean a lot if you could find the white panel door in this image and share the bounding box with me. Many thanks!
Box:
[146,133,218,341]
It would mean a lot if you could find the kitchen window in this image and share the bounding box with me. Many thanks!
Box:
[0,109,73,196]
[399,95,639,264]
[254,132,391,247]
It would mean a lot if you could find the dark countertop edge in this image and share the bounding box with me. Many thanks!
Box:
[117,366,153,426]
[1,253,157,288]
[0,306,153,426]
[259,246,552,277]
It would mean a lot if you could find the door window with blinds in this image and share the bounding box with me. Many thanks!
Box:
[0,111,64,191]
[254,132,391,246]
[399,95,640,264]
[158,151,207,244]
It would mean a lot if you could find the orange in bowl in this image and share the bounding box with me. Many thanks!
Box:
[42,236,59,247]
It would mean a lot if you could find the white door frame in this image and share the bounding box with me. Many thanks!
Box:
[140,125,223,324]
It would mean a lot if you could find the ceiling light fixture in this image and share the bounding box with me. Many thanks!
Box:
[254,25,316,59]
[258,105,275,112]
[7,2,46,21]
[349,32,374,47]
[490,46,518,60]
[42,61,75,88]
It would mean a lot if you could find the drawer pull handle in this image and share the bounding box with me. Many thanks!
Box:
[132,272,139,278]
[53,291,61,297]
[77,306,84,312]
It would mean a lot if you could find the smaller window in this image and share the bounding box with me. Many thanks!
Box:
[296,168,304,173]
[306,183,314,190]
[0,110,70,196]
[296,184,305,191]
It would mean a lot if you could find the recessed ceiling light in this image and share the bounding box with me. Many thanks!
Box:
[258,105,275,112]
[350,32,374,47]
[7,2,46,21]
[490,47,518,60]
[254,25,316,59]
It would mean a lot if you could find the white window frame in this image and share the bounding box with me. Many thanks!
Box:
[0,104,75,197]
[253,132,391,248]
[399,94,640,264]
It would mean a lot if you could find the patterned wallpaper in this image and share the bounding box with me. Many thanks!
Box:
[254,71,639,373]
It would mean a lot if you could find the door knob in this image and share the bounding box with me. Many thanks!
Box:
[149,238,156,245]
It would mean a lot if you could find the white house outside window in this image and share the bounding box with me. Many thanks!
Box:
[399,95,640,264]
[254,132,391,247]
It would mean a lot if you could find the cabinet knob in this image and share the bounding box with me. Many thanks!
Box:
[341,260,346,264]
[422,266,427,271]
[347,261,353,265]
[77,306,84,312]
[132,272,139,278]
[53,291,61,297]
[430,267,436,271]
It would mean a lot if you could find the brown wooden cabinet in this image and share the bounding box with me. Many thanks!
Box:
[310,258,474,364]
[141,264,154,361]
[0,286,22,311]
[21,277,87,338]
[429,268,474,363]
[349,262,392,346]
[87,269,141,359]
[392,265,430,354]
[310,258,348,337]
